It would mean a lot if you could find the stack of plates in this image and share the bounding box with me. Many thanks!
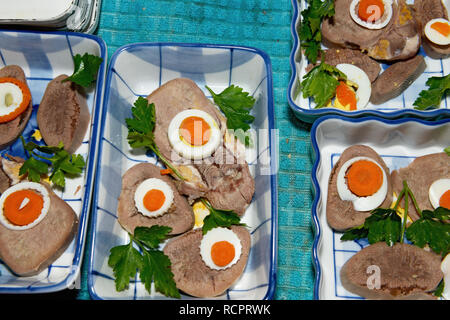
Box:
[0,0,102,34]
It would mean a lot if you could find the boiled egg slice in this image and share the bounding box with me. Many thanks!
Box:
[336,64,372,110]
[350,0,393,30]
[424,18,450,46]
[441,253,450,300]
[0,77,31,124]
[168,109,221,160]
[134,178,174,218]
[0,182,50,231]
[337,156,388,212]
[192,200,210,229]
[429,178,450,210]
[200,227,242,270]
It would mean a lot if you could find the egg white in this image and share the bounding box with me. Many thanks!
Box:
[0,82,24,117]
[336,64,372,110]
[168,109,221,160]
[199,227,242,270]
[428,178,450,209]
[441,253,450,300]
[349,0,393,30]
[336,156,388,212]
[134,178,174,218]
[424,18,450,46]
[0,182,50,231]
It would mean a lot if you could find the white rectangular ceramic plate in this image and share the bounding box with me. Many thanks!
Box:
[0,30,106,293]
[288,0,450,123]
[310,116,450,300]
[88,43,278,300]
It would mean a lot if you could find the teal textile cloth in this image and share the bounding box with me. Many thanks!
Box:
[78,0,315,300]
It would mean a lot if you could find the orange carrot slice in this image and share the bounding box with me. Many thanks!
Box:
[143,189,166,212]
[160,168,173,176]
[358,0,384,22]
[345,160,383,197]
[3,189,44,226]
[439,190,450,210]
[0,77,31,124]
[211,240,235,267]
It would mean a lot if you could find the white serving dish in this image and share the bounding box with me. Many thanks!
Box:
[88,43,278,300]
[0,30,106,293]
[310,116,450,299]
[288,0,450,123]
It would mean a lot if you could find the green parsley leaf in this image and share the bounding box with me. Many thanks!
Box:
[301,62,346,108]
[140,249,180,299]
[19,136,85,188]
[134,225,172,249]
[108,241,143,291]
[299,0,335,64]
[413,74,450,110]
[63,53,103,87]
[126,96,156,137]
[445,146,450,156]
[125,97,185,181]
[341,208,402,246]
[19,156,49,182]
[201,199,246,235]
[108,225,181,298]
[205,85,256,147]
[433,280,445,298]
[405,207,450,255]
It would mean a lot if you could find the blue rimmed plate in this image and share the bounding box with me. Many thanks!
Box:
[0,30,107,293]
[88,43,278,300]
[310,115,450,299]
[288,0,450,123]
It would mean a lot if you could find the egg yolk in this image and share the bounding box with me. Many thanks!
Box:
[3,189,44,226]
[211,240,235,267]
[335,81,357,111]
[143,189,166,212]
[439,190,450,209]
[345,160,383,197]
[358,0,384,22]
[179,116,211,146]
[430,21,450,37]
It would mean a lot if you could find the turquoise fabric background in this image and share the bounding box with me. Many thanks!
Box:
[78,0,315,300]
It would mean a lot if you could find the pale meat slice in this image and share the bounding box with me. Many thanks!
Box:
[0,183,78,276]
[413,0,450,59]
[370,55,426,105]
[390,152,450,221]
[117,163,194,235]
[341,242,443,299]
[321,0,420,61]
[147,78,255,215]
[326,145,393,231]
[0,65,33,149]
[163,226,251,298]
[306,48,381,83]
[37,74,90,154]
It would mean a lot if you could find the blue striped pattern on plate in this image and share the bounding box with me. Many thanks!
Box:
[310,116,450,299]
[287,0,450,123]
[87,43,278,300]
[0,30,106,293]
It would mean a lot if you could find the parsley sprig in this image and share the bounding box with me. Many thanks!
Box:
[413,74,450,110]
[205,85,256,147]
[108,225,180,298]
[125,96,184,180]
[301,61,346,108]
[299,0,335,64]
[341,180,450,256]
[201,198,246,235]
[19,137,85,188]
[62,53,103,88]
